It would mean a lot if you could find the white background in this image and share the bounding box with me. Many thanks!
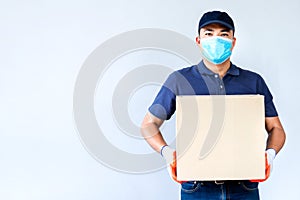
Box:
[1,0,299,199]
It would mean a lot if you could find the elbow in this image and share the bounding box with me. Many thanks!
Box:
[140,120,160,139]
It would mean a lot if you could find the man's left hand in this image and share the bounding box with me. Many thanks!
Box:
[251,149,276,182]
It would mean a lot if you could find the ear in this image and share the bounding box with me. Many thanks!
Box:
[231,37,236,51]
[195,36,201,46]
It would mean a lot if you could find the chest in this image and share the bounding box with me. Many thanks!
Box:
[176,75,258,95]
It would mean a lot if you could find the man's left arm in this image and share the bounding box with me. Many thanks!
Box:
[265,116,286,154]
[250,116,286,182]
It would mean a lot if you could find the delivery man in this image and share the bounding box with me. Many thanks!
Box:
[141,10,286,200]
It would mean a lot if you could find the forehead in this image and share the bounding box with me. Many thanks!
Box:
[200,23,231,32]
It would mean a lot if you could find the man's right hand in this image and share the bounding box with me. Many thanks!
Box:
[161,145,186,184]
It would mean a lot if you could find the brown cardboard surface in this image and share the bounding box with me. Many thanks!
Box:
[176,95,266,181]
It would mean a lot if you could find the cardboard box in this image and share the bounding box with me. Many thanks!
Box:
[176,95,266,181]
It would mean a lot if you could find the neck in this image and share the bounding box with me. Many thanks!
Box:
[203,59,231,78]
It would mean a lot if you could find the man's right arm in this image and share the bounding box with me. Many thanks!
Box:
[140,112,167,153]
[141,112,184,183]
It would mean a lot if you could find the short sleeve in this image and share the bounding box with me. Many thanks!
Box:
[257,76,278,117]
[148,73,178,120]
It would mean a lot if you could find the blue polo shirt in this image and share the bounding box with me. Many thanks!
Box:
[149,61,278,120]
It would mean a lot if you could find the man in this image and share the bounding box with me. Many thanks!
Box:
[141,10,286,199]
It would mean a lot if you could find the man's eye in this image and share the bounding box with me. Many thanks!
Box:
[221,33,229,37]
[205,32,213,36]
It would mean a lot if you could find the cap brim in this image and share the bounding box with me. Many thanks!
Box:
[199,20,234,31]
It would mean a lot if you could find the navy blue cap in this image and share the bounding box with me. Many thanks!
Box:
[198,11,235,34]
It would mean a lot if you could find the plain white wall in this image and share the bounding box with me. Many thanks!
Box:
[1,0,299,199]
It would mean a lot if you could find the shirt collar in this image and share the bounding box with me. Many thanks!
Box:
[197,60,240,76]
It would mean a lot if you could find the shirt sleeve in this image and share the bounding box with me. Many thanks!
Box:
[257,75,278,117]
[148,73,178,120]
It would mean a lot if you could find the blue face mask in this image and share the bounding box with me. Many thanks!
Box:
[200,36,233,65]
